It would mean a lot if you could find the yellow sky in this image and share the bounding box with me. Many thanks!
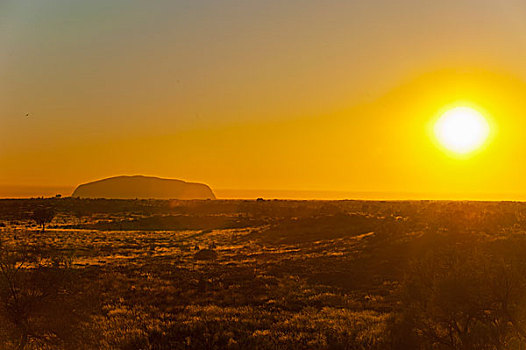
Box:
[3,1,526,199]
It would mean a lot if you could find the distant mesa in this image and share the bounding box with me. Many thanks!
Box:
[71,175,215,200]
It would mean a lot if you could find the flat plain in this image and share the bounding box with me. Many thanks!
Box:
[1,198,525,349]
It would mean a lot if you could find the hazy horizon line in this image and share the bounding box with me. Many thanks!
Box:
[1,185,526,201]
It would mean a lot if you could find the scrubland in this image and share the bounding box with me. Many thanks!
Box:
[1,198,526,349]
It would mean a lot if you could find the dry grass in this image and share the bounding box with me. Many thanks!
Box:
[1,199,526,349]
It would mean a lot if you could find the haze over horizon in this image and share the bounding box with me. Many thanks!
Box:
[4,182,526,201]
[4,1,526,199]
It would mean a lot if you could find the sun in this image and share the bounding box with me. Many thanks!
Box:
[434,106,490,155]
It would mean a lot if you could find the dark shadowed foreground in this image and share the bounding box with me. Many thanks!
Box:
[1,199,526,349]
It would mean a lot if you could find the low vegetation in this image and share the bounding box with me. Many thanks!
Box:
[1,198,526,349]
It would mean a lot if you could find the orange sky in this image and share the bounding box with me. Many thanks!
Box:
[3,1,526,199]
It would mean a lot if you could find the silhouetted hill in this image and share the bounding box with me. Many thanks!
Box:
[71,175,215,199]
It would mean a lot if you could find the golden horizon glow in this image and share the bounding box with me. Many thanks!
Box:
[433,106,490,156]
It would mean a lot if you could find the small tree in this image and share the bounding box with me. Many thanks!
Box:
[32,207,55,233]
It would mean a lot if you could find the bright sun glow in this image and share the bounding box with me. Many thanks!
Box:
[434,106,490,155]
